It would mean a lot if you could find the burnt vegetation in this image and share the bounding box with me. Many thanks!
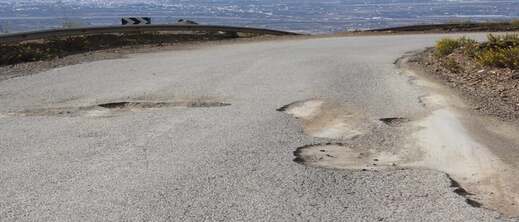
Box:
[0,31,243,66]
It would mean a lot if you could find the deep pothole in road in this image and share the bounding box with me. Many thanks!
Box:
[8,100,231,117]
[98,101,231,109]
[379,117,410,127]
[276,100,412,140]
[279,99,487,210]
[293,143,400,170]
[294,142,485,209]
[98,101,166,109]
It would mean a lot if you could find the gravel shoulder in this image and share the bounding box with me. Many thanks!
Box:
[401,55,519,217]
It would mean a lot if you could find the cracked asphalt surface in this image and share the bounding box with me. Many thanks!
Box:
[0,34,510,221]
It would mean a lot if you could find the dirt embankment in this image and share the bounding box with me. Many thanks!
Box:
[370,22,519,33]
[0,32,246,67]
[408,47,519,121]
[334,21,519,36]
[0,32,287,82]
[404,36,519,217]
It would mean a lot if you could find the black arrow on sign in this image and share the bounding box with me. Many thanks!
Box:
[122,17,151,25]
[130,18,141,25]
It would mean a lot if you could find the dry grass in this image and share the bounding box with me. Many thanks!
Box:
[435,33,519,70]
[477,47,519,69]
[435,38,463,57]
[512,20,519,29]
[434,37,477,57]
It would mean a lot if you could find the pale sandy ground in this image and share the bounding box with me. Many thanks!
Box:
[402,59,519,216]
[287,55,519,216]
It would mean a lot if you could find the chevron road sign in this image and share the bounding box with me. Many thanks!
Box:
[121,17,152,25]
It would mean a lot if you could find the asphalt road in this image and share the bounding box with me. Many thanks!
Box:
[0,34,511,221]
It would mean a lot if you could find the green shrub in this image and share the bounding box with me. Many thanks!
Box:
[476,34,519,69]
[511,20,519,29]
[435,37,477,57]
[485,33,519,49]
[435,38,461,57]
[476,47,519,69]
[458,37,479,57]
[432,34,519,70]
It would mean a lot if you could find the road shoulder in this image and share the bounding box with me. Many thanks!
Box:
[400,54,519,217]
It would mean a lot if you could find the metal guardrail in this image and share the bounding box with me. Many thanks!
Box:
[0,24,301,43]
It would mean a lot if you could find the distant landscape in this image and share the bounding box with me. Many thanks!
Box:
[1,0,519,33]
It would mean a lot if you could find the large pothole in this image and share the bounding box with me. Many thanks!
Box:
[294,143,401,170]
[294,141,488,210]
[7,100,231,117]
[97,101,231,109]
[280,98,497,211]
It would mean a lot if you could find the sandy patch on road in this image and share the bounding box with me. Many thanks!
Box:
[406,108,519,215]
[281,99,416,171]
[285,58,519,216]
[408,109,501,180]
[400,60,519,216]
[282,99,418,171]
[288,95,519,216]
[278,99,367,140]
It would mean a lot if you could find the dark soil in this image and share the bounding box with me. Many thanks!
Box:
[0,33,284,82]
[0,32,241,67]
[369,22,519,33]
[410,48,519,121]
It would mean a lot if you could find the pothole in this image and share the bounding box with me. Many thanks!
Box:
[97,101,230,110]
[7,100,231,117]
[281,97,493,210]
[280,99,492,209]
[379,117,410,127]
[98,102,142,109]
[294,142,485,209]
[293,143,401,170]
[184,101,231,108]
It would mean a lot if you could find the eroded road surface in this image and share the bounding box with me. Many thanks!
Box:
[1,34,518,221]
